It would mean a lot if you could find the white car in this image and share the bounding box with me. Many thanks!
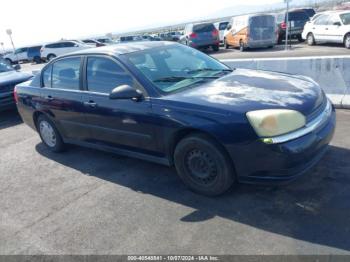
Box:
[302,10,350,48]
[40,41,91,61]
[4,47,29,64]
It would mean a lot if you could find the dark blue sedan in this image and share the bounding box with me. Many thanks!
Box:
[15,42,335,196]
[0,58,32,111]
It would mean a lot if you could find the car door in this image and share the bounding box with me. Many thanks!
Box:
[325,14,344,43]
[312,15,330,41]
[39,56,91,141]
[81,55,157,153]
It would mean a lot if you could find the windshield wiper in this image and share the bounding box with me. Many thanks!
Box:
[154,75,219,83]
[186,68,233,74]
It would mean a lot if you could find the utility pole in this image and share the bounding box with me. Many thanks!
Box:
[285,0,292,50]
[6,29,19,61]
[0,42,4,55]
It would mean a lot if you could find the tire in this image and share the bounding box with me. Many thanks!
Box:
[33,56,41,64]
[277,35,283,45]
[5,58,12,65]
[297,35,304,42]
[37,115,65,152]
[307,33,315,46]
[174,134,235,196]
[344,34,350,49]
[47,54,56,61]
[239,41,245,52]
[212,44,219,52]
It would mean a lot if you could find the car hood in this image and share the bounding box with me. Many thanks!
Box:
[0,70,33,86]
[165,68,324,116]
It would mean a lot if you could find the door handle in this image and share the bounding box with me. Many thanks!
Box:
[83,101,97,108]
[45,95,54,101]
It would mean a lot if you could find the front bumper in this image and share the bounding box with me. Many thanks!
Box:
[227,102,336,184]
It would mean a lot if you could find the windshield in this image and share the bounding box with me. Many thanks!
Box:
[0,59,14,73]
[340,13,350,25]
[124,44,231,94]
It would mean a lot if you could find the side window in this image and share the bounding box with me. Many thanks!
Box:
[42,64,52,88]
[315,15,329,25]
[86,57,134,94]
[60,42,75,48]
[52,57,81,90]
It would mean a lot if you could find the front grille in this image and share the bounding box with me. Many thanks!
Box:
[0,84,15,94]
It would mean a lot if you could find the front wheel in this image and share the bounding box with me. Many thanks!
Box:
[37,115,65,152]
[307,33,315,46]
[345,34,350,49]
[239,41,245,52]
[174,134,235,196]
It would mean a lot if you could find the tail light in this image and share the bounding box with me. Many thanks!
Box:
[14,85,19,103]
[280,22,287,30]
[212,29,219,37]
[189,32,197,39]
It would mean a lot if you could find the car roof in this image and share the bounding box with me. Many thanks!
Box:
[67,41,176,56]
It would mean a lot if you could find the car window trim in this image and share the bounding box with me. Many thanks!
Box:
[81,54,149,97]
[40,55,84,91]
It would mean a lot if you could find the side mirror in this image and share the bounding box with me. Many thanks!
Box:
[334,22,341,26]
[13,64,21,71]
[109,85,143,101]
[227,24,232,30]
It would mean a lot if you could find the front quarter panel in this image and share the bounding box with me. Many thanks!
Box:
[151,98,257,162]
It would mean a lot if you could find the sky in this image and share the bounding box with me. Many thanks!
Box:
[0,0,306,49]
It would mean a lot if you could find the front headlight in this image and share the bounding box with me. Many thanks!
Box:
[246,109,306,137]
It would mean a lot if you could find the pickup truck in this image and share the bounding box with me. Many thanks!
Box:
[0,58,32,111]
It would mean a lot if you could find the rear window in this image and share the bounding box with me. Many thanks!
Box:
[288,11,309,21]
[250,16,275,27]
[219,22,229,30]
[193,23,215,33]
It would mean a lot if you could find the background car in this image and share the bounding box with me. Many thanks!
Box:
[302,11,350,48]
[180,23,220,51]
[81,39,105,47]
[27,45,43,64]
[0,58,32,111]
[214,21,229,46]
[40,40,91,62]
[3,47,29,64]
[224,14,276,51]
[276,9,310,43]
[95,37,115,45]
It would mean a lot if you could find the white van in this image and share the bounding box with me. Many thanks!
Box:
[214,21,229,45]
[224,14,276,51]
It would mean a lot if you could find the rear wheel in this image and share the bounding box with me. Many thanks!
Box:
[212,44,219,52]
[174,134,235,196]
[33,56,41,64]
[307,33,315,46]
[297,35,304,42]
[47,54,56,61]
[224,38,230,49]
[344,34,350,49]
[37,115,65,152]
